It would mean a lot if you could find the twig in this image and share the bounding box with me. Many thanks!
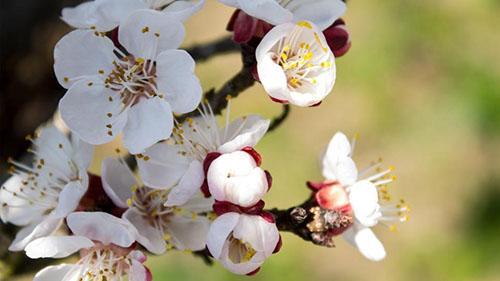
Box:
[186,36,239,62]
[268,104,290,133]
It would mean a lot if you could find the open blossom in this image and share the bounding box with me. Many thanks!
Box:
[62,0,205,31]
[101,157,212,254]
[256,21,335,107]
[312,132,409,261]
[0,125,92,251]
[26,212,150,281]
[219,0,345,31]
[56,10,202,154]
[137,102,271,207]
[206,212,280,275]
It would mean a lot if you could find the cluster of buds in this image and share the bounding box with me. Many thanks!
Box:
[0,0,409,280]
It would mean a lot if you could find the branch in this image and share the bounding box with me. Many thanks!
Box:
[268,104,290,133]
[186,36,239,62]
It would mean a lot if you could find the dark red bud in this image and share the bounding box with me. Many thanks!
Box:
[241,146,262,166]
[246,267,261,276]
[228,9,259,44]
[323,18,351,58]
[265,170,272,191]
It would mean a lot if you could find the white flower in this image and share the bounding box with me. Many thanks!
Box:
[56,10,202,154]
[219,0,346,30]
[207,151,268,207]
[0,125,92,251]
[137,102,270,206]
[206,212,279,275]
[27,212,150,281]
[321,131,409,261]
[101,157,212,254]
[256,21,335,107]
[62,0,205,32]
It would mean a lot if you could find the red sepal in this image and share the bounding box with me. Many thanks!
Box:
[213,200,265,216]
[269,96,288,104]
[246,267,261,276]
[310,101,322,107]
[259,211,275,224]
[273,235,283,254]
[241,146,262,166]
[264,170,272,191]
[323,18,351,58]
[200,180,211,198]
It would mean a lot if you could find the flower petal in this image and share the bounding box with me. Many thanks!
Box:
[289,0,346,31]
[137,142,191,189]
[61,1,98,29]
[0,175,45,225]
[206,212,240,258]
[123,98,174,154]
[67,212,138,247]
[93,0,148,31]
[162,0,205,22]
[54,30,115,89]
[232,214,279,256]
[8,216,63,251]
[165,160,204,206]
[59,78,128,145]
[119,9,185,60]
[156,50,202,114]
[218,115,270,153]
[101,157,137,208]
[166,215,210,251]
[53,181,88,218]
[349,180,380,227]
[322,132,358,184]
[34,264,82,281]
[25,235,94,259]
[236,0,292,25]
[343,224,386,261]
[123,208,166,255]
[129,258,149,281]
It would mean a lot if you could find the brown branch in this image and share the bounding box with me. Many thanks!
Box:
[268,104,291,133]
[186,36,239,62]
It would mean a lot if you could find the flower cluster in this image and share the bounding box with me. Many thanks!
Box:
[0,0,409,280]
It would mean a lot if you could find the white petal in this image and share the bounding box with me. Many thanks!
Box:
[232,214,279,256]
[34,264,82,281]
[207,151,268,207]
[61,1,98,29]
[67,212,138,247]
[162,0,205,22]
[0,175,45,225]
[349,181,380,227]
[323,131,352,162]
[219,242,264,275]
[59,78,128,145]
[93,0,148,31]
[344,225,386,261]
[54,30,115,89]
[129,259,148,281]
[156,50,202,114]
[101,157,137,208]
[178,194,214,213]
[123,208,166,255]
[237,0,292,25]
[26,235,94,259]
[206,212,240,259]
[53,181,88,218]
[119,9,185,60]
[166,215,210,251]
[71,137,94,170]
[8,217,63,251]
[322,132,358,184]
[218,115,270,153]
[165,160,204,206]
[137,142,191,189]
[289,0,346,31]
[123,98,174,154]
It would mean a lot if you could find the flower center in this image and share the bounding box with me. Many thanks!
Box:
[227,236,256,264]
[273,22,332,90]
[78,246,132,280]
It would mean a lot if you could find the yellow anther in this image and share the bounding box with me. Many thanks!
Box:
[141,26,150,33]
[126,198,132,206]
[297,21,313,29]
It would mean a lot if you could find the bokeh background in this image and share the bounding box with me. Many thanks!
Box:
[2,1,500,280]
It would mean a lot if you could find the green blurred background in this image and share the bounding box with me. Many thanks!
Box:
[6,0,500,280]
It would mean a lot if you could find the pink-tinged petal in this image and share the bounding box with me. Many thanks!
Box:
[137,142,191,189]
[123,98,173,154]
[25,235,94,259]
[9,216,63,251]
[232,214,279,256]
[123,208,166,255]
[206,212,240,258]
[67,212,138,247]
[119,10,185,59]
[34,264,82,281]
[156,50,202,114]
[54,30,115,89]
[343,224,386,261]
[59,78,128,145]
[129,258,149,281]
[101,157,137,208]
[315,182,350,211]
[218,115,270,153]
[166,215,210,251]
[53,181,88,218]
[165,160,204,207]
